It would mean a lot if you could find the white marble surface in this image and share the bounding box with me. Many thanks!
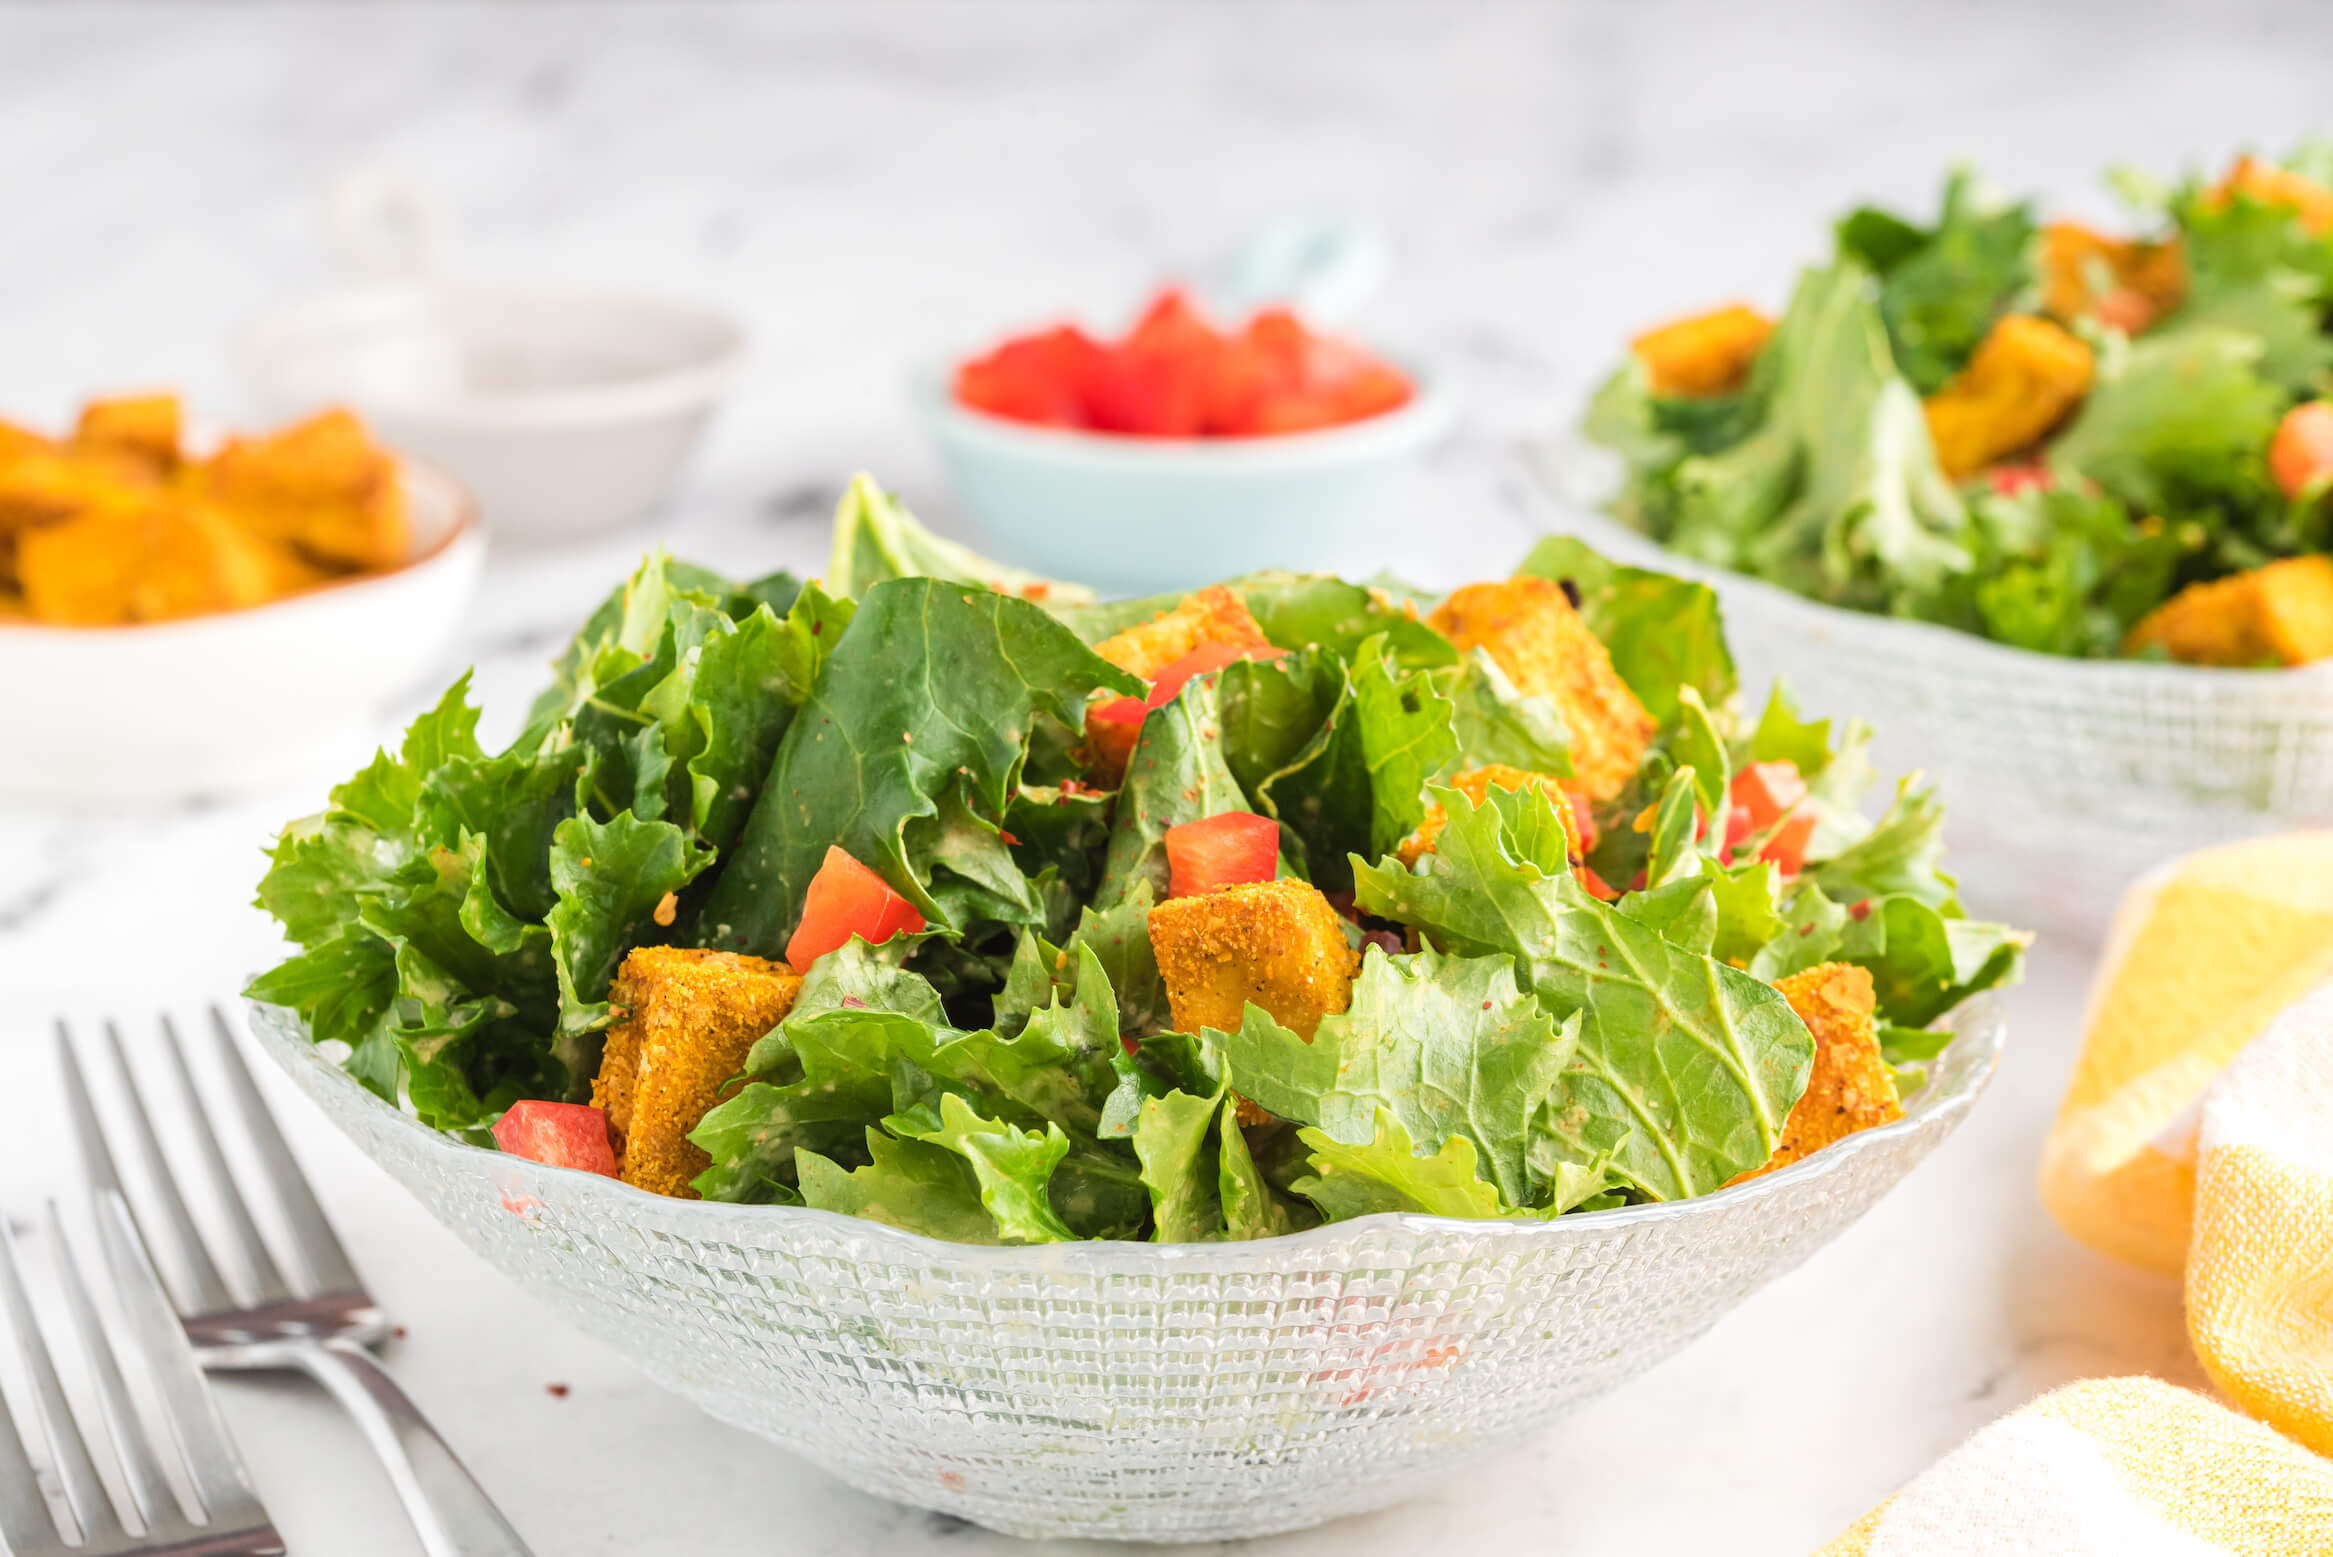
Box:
[0,1,2292,1550]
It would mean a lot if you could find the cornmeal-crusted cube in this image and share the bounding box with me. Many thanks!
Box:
[1397,764,1584,866]
[74,393,182,471]
[2124,556,2333,668]
[595,946,803,1199]
[203,408,409,571]
[2039,223,2186,333]
[1428,576,1654,803]
[1149,880,1360,1127]
[2213,154,2333,235]
[1630,304,1774,398]
[1922,314,2095,480]
[1083,584,1274,785]
[17,498,297,625]
[1729,962,1901,1184]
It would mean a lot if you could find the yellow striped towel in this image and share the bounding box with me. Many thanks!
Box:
[1819,833,2333,1554]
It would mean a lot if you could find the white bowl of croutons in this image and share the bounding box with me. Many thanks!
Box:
[0,398,482,802]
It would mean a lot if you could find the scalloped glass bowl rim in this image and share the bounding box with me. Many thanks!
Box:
[248,987,2005,1269]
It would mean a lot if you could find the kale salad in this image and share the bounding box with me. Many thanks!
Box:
[1587,144,2333,666]
[249,479,2022,1246]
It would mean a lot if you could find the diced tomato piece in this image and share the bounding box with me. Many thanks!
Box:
[492,1101,618,1178]
[1731,761,1808,829]
[2271,401,2333,498]
[953,325,1107,426]
[1091,641,1287,727]
[1758,812,1817,876]
[1720,802,1755,858]
[1086,290,1224,437]
[1163,812,1280,898]
[1987,463,2052,496]
[786,846,927,967]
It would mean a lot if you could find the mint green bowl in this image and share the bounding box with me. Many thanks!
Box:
[916,358,1456,594]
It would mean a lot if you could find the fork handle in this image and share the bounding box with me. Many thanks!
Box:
[291,1337,536,1557]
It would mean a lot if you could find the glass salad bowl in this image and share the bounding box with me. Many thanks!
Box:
[1514,436,2333,935]
[248,992,2003,1543]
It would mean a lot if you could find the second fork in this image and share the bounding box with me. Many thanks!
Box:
[59,1010,535,1557]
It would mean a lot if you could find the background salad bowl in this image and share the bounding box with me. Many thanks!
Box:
[1516,438,2333,936]
[246,992,2002,1543]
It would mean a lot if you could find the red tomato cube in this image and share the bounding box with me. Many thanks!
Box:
[1987,463,2052,496]
[492,1101,618,1178]
[953,326,1106,426]
[1163,812,1281,898]
[1731,761,1808,830]
[1092,641,1286,727]
[1758,812,1817,876]
[786,846,927,968]
[2271,401,2333,499]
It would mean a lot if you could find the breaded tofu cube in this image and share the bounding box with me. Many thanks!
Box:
[1397,764,1586,867]
[1083,584,1275,786]
[1630,304,1774,398]
[2039,223,2187,334]
[2213,154,2333,235]
[595,946,803,1199]
[203,408,409,571]
[17,498,304,625]
[1922,314,2095,480]
[2123,556,2333,667]
[1729,962,1901,1184]
[1149,880,1360,1126]
[1428,576,1655,804]
[0,417,52,464]
[74,393,182,472]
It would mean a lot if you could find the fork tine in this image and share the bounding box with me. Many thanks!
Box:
[46,1203,186,1537]
[0,1214,125,1547]
[98,1018,238,1315]
[159,1015,295,1306]
[0,1356,57,1556]
[93,1190,266,1525]
[57,1020,127,1199]
[207,1005,363,1296]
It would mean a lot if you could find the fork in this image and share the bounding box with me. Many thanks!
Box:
[0,1193,285,1556]
[59,1011,535,1557]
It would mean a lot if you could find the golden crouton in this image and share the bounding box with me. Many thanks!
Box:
[1398,764,1583,866]
[0,418,51,464]
[1922,314,2095,480]
[1427,577,1655,804]
[2039,223,2186,334]
[1728,962,1900,1184]
[2212,154,2333,235]
[73,393,181,472]
[1630,304,1774,398]
[2123,556,2333,667]
[17,498,302,625]
[1149,880,1360,1127]
[203,408,409,571]
[1083,584,1274,786]
[595,946,804,1200]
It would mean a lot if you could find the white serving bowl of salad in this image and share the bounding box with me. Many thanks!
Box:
[247,988,1999,1543]
[241,481,2019,1539]
[1532,149,2333,930]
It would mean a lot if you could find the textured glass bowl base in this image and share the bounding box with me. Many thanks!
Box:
[249,997,2002,1542]
[1513,438,2333,936]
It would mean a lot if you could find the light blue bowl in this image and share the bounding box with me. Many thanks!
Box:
[915,356,1456,593]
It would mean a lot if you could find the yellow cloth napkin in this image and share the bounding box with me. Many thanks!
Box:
[1819,833,2333,1554]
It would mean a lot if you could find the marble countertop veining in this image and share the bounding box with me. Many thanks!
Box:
[0,2,2287,1551]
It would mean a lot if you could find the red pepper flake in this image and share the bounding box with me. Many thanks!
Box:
[841,995,869,1009]
[1481,1000,1493,1010]
[1849,899,1874,921]
[1799,923,1815,937]
[1121,1035,1140,1055]
[391,1325,409,1340]
[545,1383,570,1399]
[999,830,1021,846]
